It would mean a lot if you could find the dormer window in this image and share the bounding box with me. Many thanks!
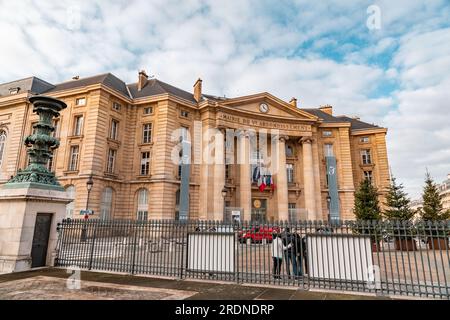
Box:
[9,87,20,95]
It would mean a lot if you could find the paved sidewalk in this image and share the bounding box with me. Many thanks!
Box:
[0,268,394,300]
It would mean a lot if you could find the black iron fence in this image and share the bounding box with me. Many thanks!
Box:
[55,219,450,299]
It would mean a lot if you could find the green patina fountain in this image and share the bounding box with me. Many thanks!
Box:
[5,96,67,191]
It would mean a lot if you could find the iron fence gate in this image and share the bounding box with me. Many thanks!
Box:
[55,219,450,299]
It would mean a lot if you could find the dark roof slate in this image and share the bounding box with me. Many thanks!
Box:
[302,108,381,130]
[47,73,130,97]
[127,79,196,103]
[301,108,343,123]
[0,77,54,97]
[336,116,380,130]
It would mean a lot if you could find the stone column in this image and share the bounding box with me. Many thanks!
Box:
[300,137,317,220]
[276,136,289,221]
[239,132,252,221]
[212,129,225,221]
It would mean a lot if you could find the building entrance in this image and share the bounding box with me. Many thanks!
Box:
[251,199,267,222]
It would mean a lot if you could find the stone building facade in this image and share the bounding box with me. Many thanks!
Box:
[439,174,450,211]
[0,71,390,221]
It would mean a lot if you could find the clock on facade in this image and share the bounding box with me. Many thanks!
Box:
[259,103,269,113]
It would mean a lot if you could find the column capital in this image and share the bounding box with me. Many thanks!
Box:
[237,130,251,139]
[279,135,289,143]
[216,126,227,134]
[299,137,313,145]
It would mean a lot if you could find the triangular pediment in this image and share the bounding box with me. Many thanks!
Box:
[219,92,318,122]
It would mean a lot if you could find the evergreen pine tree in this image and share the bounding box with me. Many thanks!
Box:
[420,172,450,221]
[354,178,381,221]
[383,175,415,221]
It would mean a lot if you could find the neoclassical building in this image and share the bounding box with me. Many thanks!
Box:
[0,71,390,221]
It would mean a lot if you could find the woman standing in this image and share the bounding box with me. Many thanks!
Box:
[271,232,290,279]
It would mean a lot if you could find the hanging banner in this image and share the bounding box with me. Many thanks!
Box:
[325,156,340,221]
[179,140,191,221]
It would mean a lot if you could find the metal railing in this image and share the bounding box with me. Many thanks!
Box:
[55,219,450,299]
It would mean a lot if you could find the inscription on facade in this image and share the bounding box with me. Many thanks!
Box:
[218,112,312,132]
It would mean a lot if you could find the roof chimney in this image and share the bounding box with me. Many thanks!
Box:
[138,70,148,91]
[319,105,333,115]
[193,78,202,102]
[289,97,297,108]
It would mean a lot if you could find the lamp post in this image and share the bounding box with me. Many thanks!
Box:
[80,175,94,242]
[221,187,227,222]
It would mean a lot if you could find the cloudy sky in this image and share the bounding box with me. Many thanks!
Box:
[1,0,449,198]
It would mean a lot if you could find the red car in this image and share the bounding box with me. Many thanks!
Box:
[238,226,280,243]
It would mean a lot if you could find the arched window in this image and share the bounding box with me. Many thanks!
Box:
[0,130,6,167]
[100,187,113,220]
[136,188,149,221]
[65,185,75,219]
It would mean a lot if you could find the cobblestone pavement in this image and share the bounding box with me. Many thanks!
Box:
[0,268,395,300]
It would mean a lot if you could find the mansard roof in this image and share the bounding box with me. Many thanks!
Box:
[47,73,130,98]
[0,77,54,97]
[0,73,384,130]
[302,108,381,130]
[127,78,196,102]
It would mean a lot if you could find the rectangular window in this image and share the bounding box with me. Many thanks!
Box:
[180,110,189,118]
[323,131,332,137]
[142,123,152,143]
[73,115,84,136]
[52,119,60,138]
[106,149,116,173]
[47,152,55,172]
[9,87,20,95]
[361,149,372,165]
[69,146,79,171]
[364,170,373,183]
[31,122,38,135]
[360,136,370,143]
[225,164,231,180]
[324,144,334,157]
[288,203,297,222]
[110,119,119,140]
[75,97,86,106]
[286,164,294,183]
[143,106,153,115]
[112,102,121,111]
[180,126,189,142]
[285,145,293,157]
[140,152,151,175]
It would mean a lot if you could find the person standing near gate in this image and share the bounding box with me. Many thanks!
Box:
[293,232,303,277]
[281,227,297,278]
[271,232,290,279]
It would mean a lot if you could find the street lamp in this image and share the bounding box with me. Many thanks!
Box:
[221,187,227,222]
[86,175,94,209]
[81,175,94,242]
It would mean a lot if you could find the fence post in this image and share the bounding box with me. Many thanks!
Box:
[131,221,139,275]
[88,221,97,270]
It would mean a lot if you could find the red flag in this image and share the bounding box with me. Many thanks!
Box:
[259,181,266,192]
